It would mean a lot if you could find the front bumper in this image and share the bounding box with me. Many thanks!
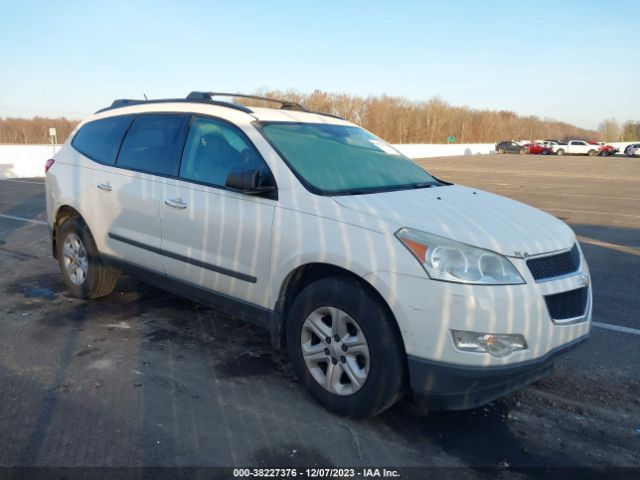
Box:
[408,334,589,410]
[364,252,592,366]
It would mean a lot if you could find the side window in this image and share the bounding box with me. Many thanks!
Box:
[71,115,133,165]
[179,116,267,187]
[117,114,186,175]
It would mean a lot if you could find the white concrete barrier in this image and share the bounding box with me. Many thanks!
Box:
[610,142,636,152]
[1,145,61,178]
[1,143,499,179]
[394,143,495,158]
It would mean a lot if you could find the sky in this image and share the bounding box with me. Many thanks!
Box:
[0,0,637,130]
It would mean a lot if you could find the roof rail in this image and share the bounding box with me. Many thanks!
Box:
[95,92,344,120]
[95,97,254,114]
[187,92,308,112]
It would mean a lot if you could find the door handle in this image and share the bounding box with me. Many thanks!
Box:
[164,198,188,209]
[97,183,112,192]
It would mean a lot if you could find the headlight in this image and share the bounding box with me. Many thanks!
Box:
[396,228,525,285]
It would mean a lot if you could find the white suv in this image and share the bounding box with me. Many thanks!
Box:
[45,92,592,418]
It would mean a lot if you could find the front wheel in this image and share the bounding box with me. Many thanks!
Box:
[588,149,597,156]
[287,277,406,418]
[541,150,548,155]
[57,217,118,299]
[556,149,565,156]
[519,149,527,155]
[497,148,505,154]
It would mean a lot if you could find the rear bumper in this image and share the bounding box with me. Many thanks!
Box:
[408,334,589,411]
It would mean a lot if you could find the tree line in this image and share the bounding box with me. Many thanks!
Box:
[0,116,78,144]
[598,118,640,142]
[251,89,637,143]
[1,91,637,144]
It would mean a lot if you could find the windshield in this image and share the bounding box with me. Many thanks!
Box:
[260,122,439,195]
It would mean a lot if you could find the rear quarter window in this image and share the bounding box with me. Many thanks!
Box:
[71,115,133,165]
[116,114,187,175]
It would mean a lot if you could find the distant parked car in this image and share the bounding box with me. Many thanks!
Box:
[539,140,566,149]
[554,140,599,156]
[495,141,526,154]
[586,141,619,157]
[522,143,554,155]
[624,143,640,156]
[596,145,619,157]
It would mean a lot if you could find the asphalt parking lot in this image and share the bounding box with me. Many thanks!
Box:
[0,154,639,476]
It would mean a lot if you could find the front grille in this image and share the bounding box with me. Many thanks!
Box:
[544,286,589,321]
[527,244,581,281]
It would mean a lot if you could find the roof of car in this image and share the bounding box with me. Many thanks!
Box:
[92,92,353,126]
[89,101,353,127]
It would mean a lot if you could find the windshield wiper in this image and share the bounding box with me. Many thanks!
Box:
[340,188,377,196]
[338,182,439,196]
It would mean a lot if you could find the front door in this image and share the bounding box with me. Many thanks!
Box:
[159,115,276,310]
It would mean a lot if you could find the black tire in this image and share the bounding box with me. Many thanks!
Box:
[556,149,565,156]
[541,150,548,155]
[497,148,505,154]
[286,276,406,418]
[588,149,597,156]
[56,217,117,299]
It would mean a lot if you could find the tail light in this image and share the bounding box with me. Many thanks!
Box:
[45,158,55,174]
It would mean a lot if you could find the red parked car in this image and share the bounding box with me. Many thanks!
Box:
[522,143,553,155]
[587,141,619,157]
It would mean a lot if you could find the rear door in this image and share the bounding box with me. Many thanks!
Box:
[69,114,133,254]
[159,115,276,311]
[97,113,189,274]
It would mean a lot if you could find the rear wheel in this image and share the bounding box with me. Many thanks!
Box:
[541,149,548,155]
[287,276,406,418]
[519,148,526,155]
[588,149,597,156]
[497,148,505,154]
[57,217,117,299]
[556,149,565,156]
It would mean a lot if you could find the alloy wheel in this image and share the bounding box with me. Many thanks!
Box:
[62,233,88,285]
[300,306,370,396]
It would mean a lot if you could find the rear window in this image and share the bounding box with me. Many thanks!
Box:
[71,115,133,165]
[117,114,187,175]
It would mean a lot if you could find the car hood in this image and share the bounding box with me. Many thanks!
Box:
[333,184,575,257]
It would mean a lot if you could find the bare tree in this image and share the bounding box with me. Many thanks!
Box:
[598,118,622,142]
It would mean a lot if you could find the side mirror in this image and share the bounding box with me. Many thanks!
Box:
[225,168,275,195]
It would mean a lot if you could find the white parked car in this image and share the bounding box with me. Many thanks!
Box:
[624,143,640,156]
[45,92,592,417]
[554,140,599,156]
